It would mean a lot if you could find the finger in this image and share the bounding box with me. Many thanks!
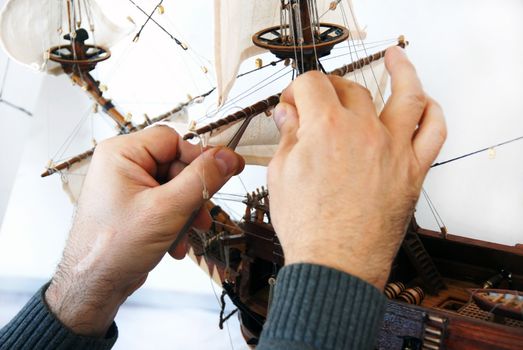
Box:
[272,102,299,158]
[167,161,188,179]
[154,147,245,218]
[413,97,447,171]
[380,46,427,139]
[112,126,202,177]
[168,233,188,260]
[193,206,212,231]
[280,71,341,126]
[327,75,376,117]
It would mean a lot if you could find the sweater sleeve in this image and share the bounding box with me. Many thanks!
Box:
[257,264,387,350]
[0,283,118,350]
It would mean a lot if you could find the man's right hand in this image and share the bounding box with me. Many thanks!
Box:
[267,46,446,290]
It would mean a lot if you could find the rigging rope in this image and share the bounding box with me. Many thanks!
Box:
[0,59,33,117]
[0,99,33,117]
[0,58,9,99]
[236,59,284,79]
[131,0,165,43]
[421,188,446,233]
[127,0,186,50]
[431,135,523,168]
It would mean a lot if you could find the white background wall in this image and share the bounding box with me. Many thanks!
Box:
[0,0,522,309]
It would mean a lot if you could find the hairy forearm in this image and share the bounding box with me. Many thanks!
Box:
[45,270,123,337]
[45,237,134,339]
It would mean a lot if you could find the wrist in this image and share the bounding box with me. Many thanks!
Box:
[283,240,396,290]
[45,269,126,338]
[285,256,391,290]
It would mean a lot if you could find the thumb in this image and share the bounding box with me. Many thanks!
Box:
[273,102,299,159]
[155,147,244,218]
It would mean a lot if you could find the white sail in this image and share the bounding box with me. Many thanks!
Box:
[215,0,366,105]
[61,158,90,204]
[0,0,133,73]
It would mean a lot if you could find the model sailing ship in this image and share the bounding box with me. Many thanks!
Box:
[1,0,522,349]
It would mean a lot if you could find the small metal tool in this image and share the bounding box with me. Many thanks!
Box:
[169,209,200,252]
[169,119,251,252]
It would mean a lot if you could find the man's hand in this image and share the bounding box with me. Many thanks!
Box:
[268,47,446,290]
[45,126,244,337]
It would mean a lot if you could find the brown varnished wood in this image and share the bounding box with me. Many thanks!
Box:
[70,73,130,130]
[298,0,313,44]
[190,202,523,348]
[444,316,523,349]
[183,95,280,140]
[41,147,94,177]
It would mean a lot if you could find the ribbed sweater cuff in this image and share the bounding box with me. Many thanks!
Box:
[258,264,386,350]
[0,283,118,350]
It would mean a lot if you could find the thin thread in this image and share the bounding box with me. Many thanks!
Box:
[209,220,273,243]
[193,227,236,350]
[421,188,445,231]
[344,0,385,103]
[132,0,165,43]
[0,98,33,117]
[431,135,523,168]
[51,104,94,162]
[237,59,284,79]
[340,3,367,87]
[196,66,291,123]
[320,42,394,62]
[127,0,190,51]
[0,58,10,99]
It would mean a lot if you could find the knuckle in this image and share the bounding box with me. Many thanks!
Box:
[94,138,114,155]
[96,135,125,152]
[360,121,389,149]
[404,91,427,111]
[319,106,345,127]
[297,70,326,86]
[434,122,448,145]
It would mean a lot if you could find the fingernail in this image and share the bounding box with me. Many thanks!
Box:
[273,103,287,129]
[214,149,238,177]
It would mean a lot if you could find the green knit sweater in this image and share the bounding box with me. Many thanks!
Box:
[0,264,386,349]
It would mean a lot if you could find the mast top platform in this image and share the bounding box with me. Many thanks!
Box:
[48,28,111,74]
[252,0,349,73]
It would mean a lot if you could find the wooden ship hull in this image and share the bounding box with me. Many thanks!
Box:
[379,222,523,349]
[187,198,523,349]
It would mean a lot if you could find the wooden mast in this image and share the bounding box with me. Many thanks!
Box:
[69,72,134,133]
[298,0,313,44]
[296,0,316,72]
[41,100,196,177]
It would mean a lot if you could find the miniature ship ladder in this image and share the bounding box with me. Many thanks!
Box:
[402,231,446,294]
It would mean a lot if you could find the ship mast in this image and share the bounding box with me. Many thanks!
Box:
[47,0,135,134]
[295,0,316,72]
[185,37,407,141]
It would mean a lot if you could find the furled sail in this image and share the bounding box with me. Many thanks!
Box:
[214,0,366,105]
[0,0,132,73]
